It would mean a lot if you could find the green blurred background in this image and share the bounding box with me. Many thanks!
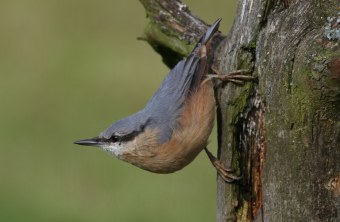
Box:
[0,1,237,221]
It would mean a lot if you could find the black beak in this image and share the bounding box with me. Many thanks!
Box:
[74,137,102,147]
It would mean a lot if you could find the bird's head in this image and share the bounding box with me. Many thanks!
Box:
[74,114,145,157]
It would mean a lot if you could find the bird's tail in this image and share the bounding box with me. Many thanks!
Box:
[188,18,222,91]
[199,18,222,45]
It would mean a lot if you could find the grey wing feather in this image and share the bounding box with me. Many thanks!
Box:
[143,54,199,142]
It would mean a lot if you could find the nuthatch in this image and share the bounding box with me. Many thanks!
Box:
[75,19,251,182]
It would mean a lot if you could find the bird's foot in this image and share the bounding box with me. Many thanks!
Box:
[207,67,257,85]
[204,147,241,183]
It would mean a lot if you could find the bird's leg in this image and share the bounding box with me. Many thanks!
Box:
[204,147,241,183]
[207,67,257,85]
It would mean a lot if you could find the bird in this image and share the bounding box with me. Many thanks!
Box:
[74,19,248,182]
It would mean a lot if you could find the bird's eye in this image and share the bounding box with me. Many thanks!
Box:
[110,135,120,142]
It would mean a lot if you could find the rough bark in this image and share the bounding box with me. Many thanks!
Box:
[140,0,340,221]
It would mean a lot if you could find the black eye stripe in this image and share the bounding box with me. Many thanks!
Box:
[108,131,139,144]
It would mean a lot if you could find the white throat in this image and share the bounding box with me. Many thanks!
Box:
[100,142,126,157]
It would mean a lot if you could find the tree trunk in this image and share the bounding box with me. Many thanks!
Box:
[140,0,340,221]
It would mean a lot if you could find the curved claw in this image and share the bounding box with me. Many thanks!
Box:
[204,147,241,183]
[214,160,241,182]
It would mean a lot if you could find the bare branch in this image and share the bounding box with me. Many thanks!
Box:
[139,0,208,67]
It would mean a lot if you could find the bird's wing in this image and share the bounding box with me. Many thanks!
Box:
[143,19,222,143]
